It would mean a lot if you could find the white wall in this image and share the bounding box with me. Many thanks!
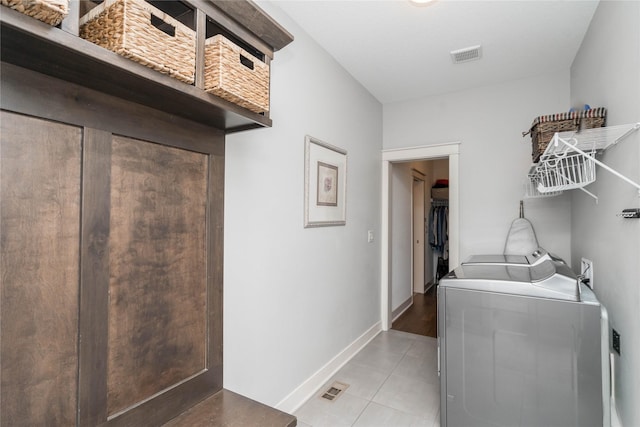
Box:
[383,72,573,263]
[390,163,412,311]
[223,1,383,407]
[569,1,640,425]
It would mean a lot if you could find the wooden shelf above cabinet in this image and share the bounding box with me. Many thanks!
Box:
[206,0,294,53]
[0,3,292,133]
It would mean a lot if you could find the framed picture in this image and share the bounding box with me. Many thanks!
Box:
[304,135,347,227]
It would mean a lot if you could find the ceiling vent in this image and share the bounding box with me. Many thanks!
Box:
[450,45,482,64]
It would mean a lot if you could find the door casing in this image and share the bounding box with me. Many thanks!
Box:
[381,143,460,331]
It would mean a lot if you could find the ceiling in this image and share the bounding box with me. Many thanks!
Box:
[274,0,600,104]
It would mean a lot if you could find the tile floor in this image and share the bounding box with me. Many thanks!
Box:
[294,330,440,427]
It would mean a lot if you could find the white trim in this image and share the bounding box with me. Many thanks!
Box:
[448,153,460,269]
[382,142,460,162]
[381,161,392,330]
[611,398,622,427]
[392,296,413,322]
[411,169,426,179]
[381,142,460,330]
[275,322,382,414]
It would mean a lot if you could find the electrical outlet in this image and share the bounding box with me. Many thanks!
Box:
[612,329,621,355]
[581,257,594,289]
[367,230,374,243]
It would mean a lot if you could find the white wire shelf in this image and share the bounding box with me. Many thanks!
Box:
[540,123,640,158]
[536,153,596,193]
[524,174,563,198]
[530,122,640,202]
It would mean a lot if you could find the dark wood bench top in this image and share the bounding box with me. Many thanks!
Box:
[163,389,297,427]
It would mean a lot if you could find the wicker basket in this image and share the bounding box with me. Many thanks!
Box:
[1,0,68,26]
[79,0,195,84]
[524,108,606,162]
[204,35,270,114]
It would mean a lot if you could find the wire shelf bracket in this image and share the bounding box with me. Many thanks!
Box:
[532,122,640,202]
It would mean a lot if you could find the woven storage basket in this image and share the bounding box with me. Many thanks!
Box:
[204,35,270,114]
[524,108,606,162]
[79,0,195,84]
[1,0,68,26]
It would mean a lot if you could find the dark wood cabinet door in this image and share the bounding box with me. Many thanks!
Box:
[89,131,224,426]
[107,135,209,416]
[0,111,83,426]
[78,131,224,427]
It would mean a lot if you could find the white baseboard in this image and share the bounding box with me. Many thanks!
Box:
[424,281,435,293]
[392,296,413,322]
[275,321,382,414]
[611,398,622,427]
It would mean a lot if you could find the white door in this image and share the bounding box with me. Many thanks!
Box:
[413,178,425,293]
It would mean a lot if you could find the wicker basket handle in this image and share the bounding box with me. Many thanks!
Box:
[79,0,192,35]
[239,54,255,70]
[150,15,175,37]
[140,1,186,38]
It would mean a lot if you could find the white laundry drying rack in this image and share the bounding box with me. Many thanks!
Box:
[526,122,640,202]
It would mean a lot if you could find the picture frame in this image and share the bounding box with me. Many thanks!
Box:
[304,135,347,227]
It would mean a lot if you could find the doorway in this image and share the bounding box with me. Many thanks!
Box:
[380,143,460,331]
[391,159,449,337]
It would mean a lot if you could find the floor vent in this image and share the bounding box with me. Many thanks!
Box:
[320,381,349,402]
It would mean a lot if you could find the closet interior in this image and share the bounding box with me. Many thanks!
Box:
[427,174,449,291]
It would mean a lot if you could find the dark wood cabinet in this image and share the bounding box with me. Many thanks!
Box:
[1,69,226,425]
[1,112,83,426]
[1,2,294,424]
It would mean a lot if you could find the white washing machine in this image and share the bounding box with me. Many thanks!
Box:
[462,247,565,267]
[438,260,610,427]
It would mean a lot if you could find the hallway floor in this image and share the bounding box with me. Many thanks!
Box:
[392,290,438,338]
[294,330,440,427]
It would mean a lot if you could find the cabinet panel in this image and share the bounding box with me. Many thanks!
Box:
[0,111,82,426]
[2,68,226,426]
[106,136,209,416]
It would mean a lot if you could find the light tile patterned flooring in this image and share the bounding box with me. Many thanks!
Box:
[295,330,440,427]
